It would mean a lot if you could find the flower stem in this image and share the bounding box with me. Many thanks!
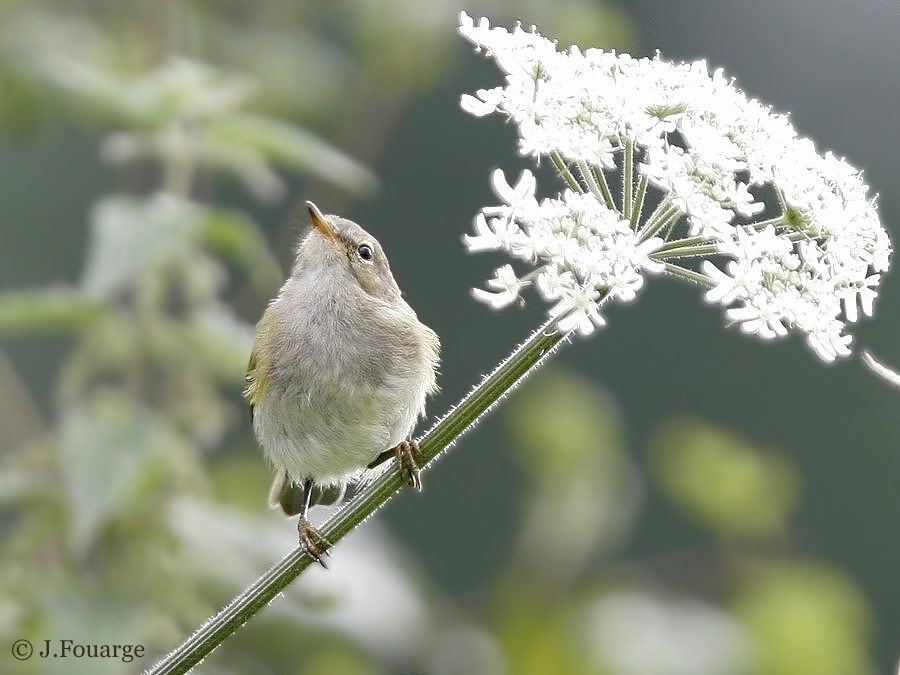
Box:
[591,165,617,210]
[629,175,648,231]
[651,243,719,260]
[551,152,581,193]
[653,235,710,252]
[639,204,681,244]
[622,138,634,222]
[641,198,675,239]
[662,262,715,288]
[578,161,615,209]
[145,320,569,675]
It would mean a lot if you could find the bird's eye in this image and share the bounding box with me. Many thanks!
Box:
[357,244,374,262]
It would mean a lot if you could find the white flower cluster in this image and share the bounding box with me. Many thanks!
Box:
[466,169,663,335]
[459,13,890,362]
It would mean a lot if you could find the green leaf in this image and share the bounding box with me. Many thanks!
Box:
[0,288,106,333]
[197,209,283,294]
[210,113,377,195]
[81,195,200,299]
[151,308,254,383]
[59,393,193,554]
[506,368,639,577]
[734,562,873,675]
[507,368,623,479]
[651,420,799,538]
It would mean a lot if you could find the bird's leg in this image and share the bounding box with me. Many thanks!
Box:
[368,440,423,491]
[297,478,332,568]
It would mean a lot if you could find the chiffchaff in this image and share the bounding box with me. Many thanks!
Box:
[246,202,440,565]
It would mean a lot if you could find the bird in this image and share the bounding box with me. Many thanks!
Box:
[245,202,440,565]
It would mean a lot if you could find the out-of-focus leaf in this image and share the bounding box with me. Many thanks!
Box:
[81,194,199,299]
[42,589,142,675]
[197,208,283,294]
[169,499,433,663]
[734,562,873,675]
[41,56,254,128]
[0,469,37,503]
[494,591,587,675]
[59,393,193,554]
[651,420,798,538]
[149,308,253,383]
[507,368,623,479]
[0,71,45,132]
[0,288,105,332]
[207,24,355,118]
[585,589,752,675]
[210,113,377,195]
[506,368,641,581]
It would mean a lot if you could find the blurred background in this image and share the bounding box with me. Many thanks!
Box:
[0,1,897,673]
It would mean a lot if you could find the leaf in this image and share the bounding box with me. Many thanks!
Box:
[507,368,623,479]
[197,209,283,294]
[150,308,254,383]
[59,393,193,553]
[81,195,200,299]
[0,288,105,333]
[734,562,873,675]
[651,420,799,538]
[210,113,377,196]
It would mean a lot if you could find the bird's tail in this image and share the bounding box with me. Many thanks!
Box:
[268,470,347,516]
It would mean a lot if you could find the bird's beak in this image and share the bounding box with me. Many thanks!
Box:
[306,201,340,247]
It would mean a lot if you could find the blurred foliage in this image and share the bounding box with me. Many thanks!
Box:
[651,420,799,539]
[0,1,881,674]
[734,562,872,675]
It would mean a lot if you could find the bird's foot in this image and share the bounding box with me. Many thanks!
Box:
[368,440,423,491]
[298,517,332,568]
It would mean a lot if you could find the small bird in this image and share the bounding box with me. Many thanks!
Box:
[245,202,440,565]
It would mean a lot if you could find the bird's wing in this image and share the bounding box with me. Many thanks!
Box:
[244,349,264,421]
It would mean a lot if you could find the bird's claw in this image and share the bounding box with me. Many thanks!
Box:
[368,439,423,491]
[395,440,422,491]
[298,517,332,568]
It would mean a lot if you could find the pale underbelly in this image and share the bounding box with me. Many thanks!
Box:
[253,386,421,483]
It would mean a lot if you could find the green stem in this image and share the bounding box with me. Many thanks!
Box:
[551,153,581,193]
[752,215,787,229]
[651,243,719,260]
[639,205,681,244]
[577,161,615,209]
[622,138,634,221]
[145,320,569,675]
[662,262,715,288]
[162,124,195,199]
[640,198,674,238]
[653,235,711,253]
[591,165,617,210]
[629,175,648,231]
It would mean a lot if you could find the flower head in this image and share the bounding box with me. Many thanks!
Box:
[459,13,890,362]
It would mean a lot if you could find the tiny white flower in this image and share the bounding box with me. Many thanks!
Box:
[471,264,523,309]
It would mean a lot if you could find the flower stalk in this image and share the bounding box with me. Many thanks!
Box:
[146,320,568,675]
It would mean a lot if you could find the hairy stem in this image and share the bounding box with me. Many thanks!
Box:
[145,320,569,675]
[551,152,581,193]
[641,198,676,240]
[662,262,715,288]
[629,175,648,231]
[577,161,615,209]
[622,138,634,221]
[639,204,682,244]
[651,243,719,260]
[591,165,617,210]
